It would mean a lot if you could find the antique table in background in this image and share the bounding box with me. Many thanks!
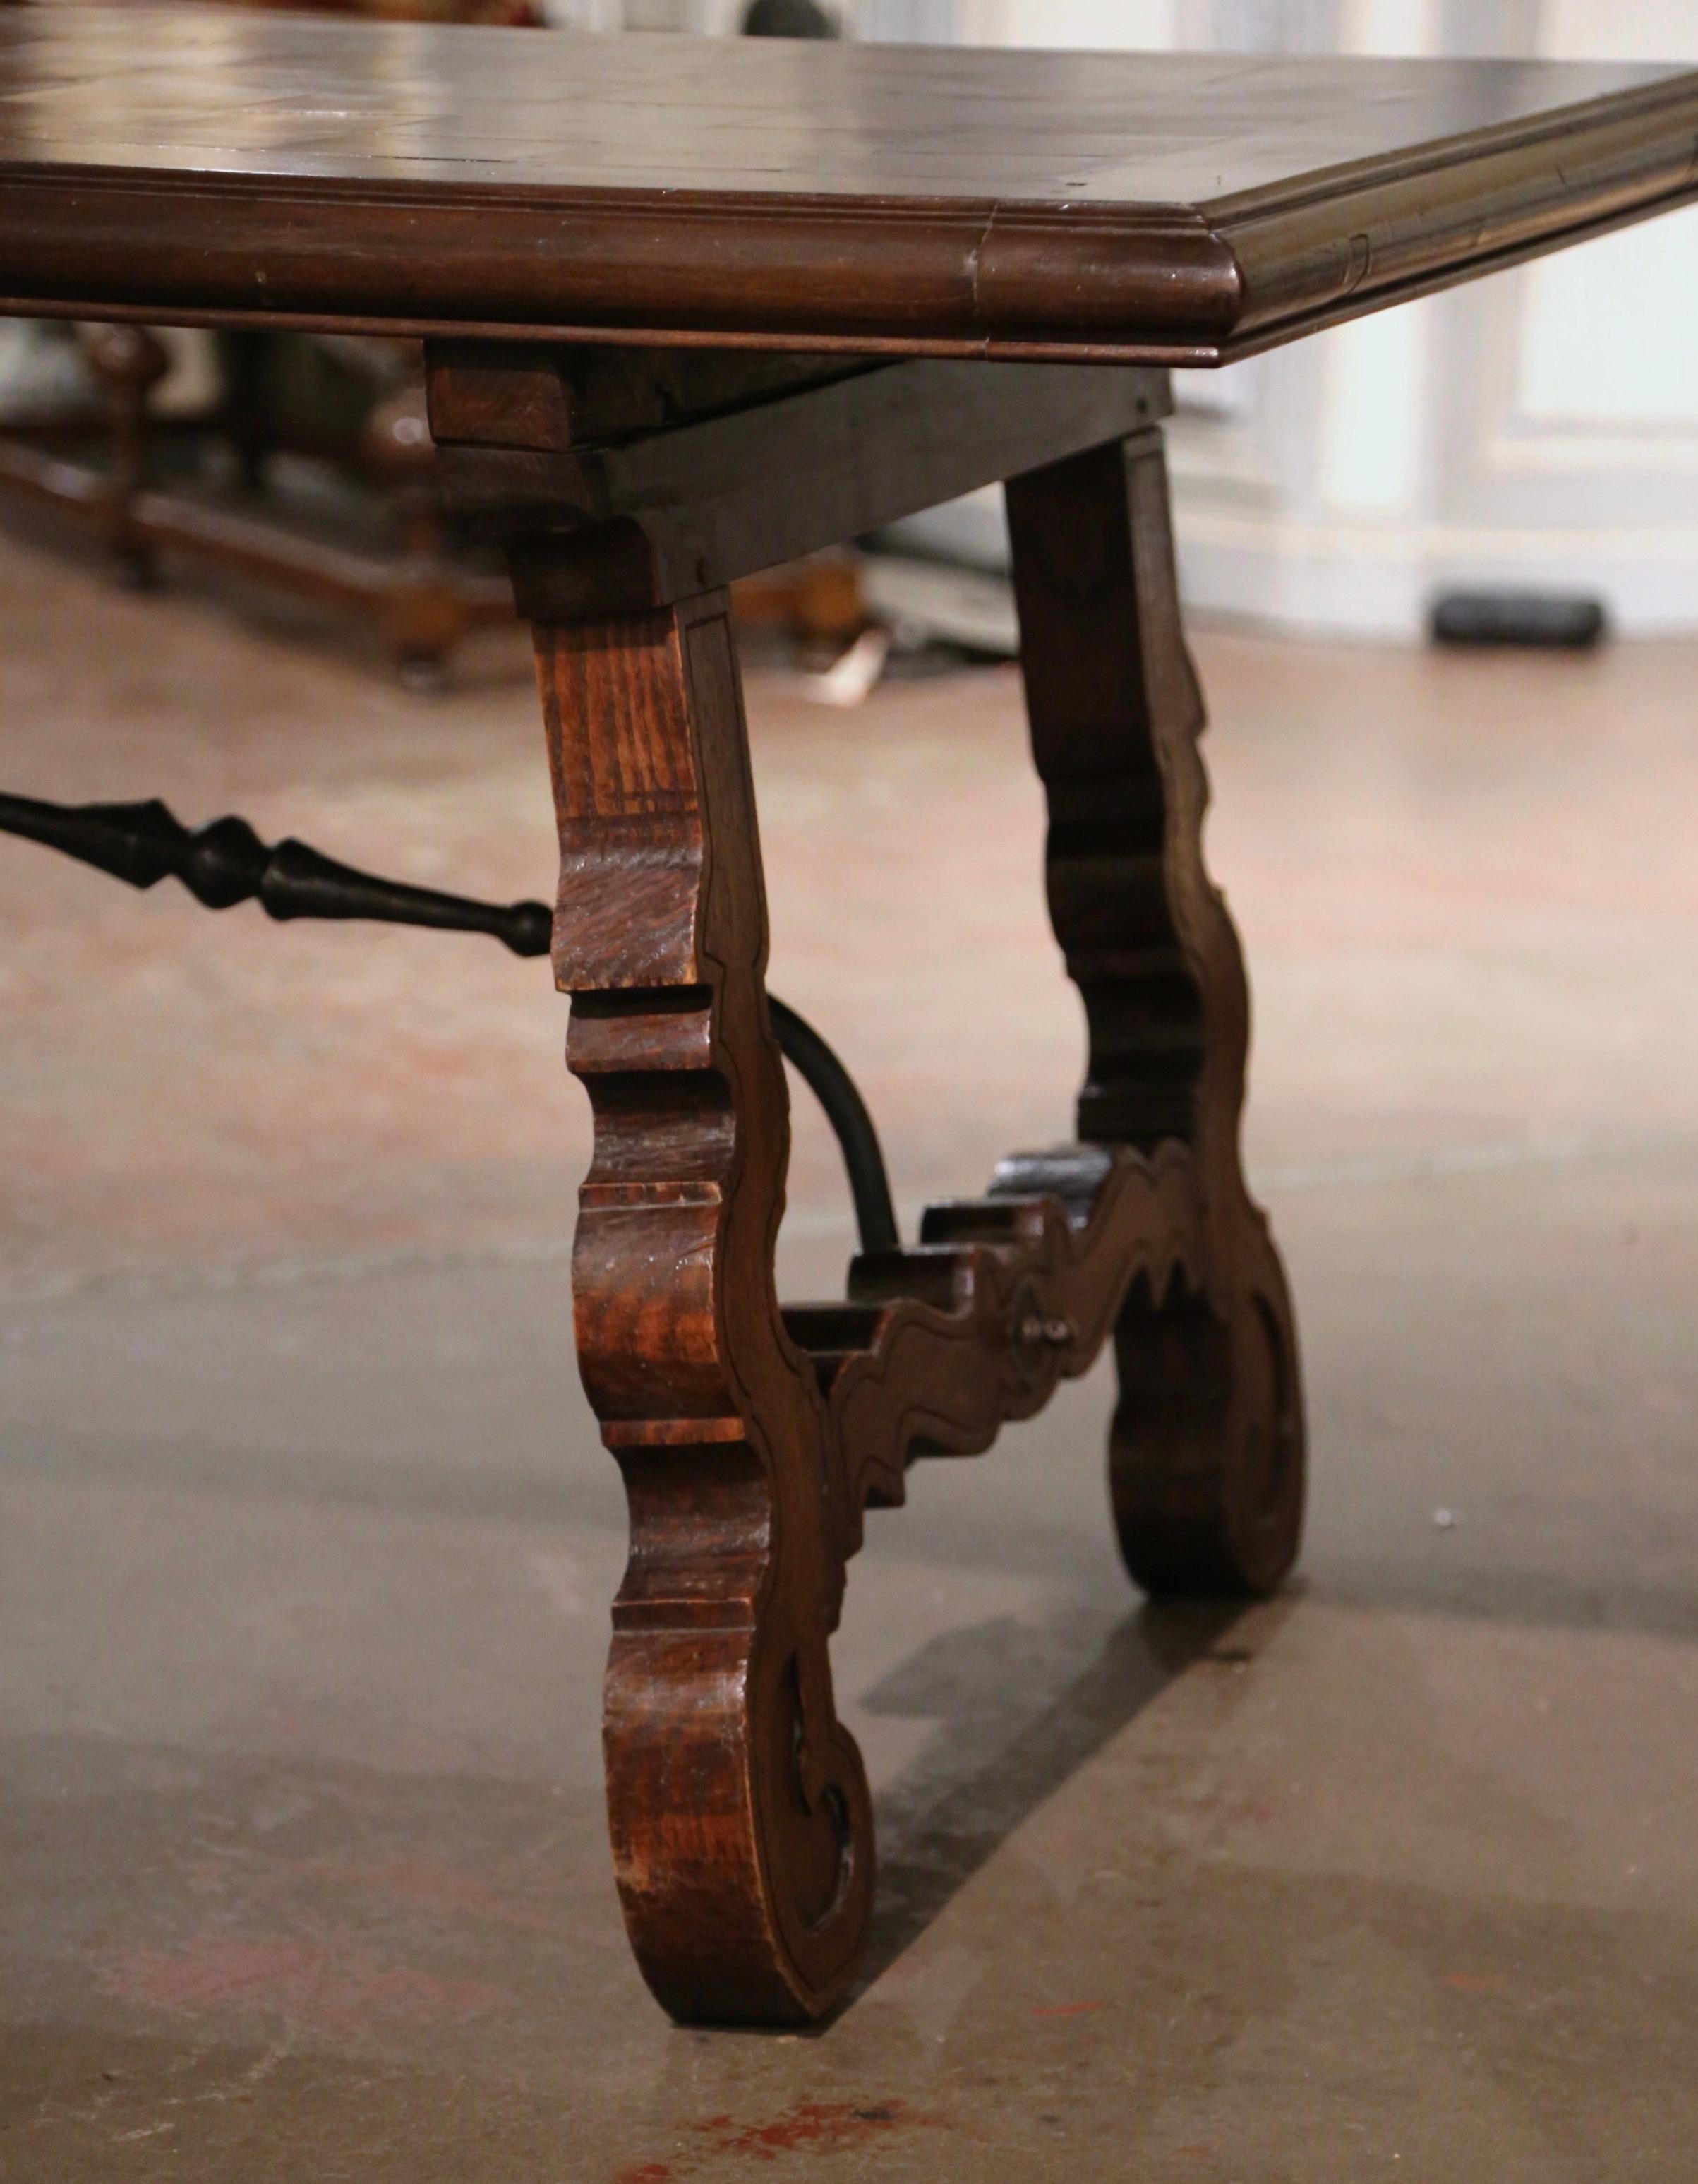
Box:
[2,4,1694,2024]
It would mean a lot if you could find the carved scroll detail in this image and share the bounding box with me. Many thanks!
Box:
[787,1141,1203,1580]
[771,429,1304,1609]
[517,408,1303,2029]
[529,589,872,2026]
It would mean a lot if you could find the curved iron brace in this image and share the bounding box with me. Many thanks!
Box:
[764,994,898,1255]
[0,789,900,1255]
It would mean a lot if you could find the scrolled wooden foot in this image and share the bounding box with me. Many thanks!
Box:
[1008,426,1308,1601]
[1109,1238,1305,1597]
[601,1441,874,2024]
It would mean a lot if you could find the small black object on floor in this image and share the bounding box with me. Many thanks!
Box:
[741,0,838,34]
[1429,590,1608,649]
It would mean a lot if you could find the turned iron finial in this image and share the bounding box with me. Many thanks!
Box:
[0,787,896,1252]
[0,791,552,955]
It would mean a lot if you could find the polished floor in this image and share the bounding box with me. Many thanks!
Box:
[2,535,1696,2181]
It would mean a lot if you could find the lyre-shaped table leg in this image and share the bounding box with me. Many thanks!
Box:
[528,589,872,2024]
[1007,429,1306,1595]
[504,376,1306,2027]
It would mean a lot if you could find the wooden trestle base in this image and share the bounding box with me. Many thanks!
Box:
[427,345,1307,2026]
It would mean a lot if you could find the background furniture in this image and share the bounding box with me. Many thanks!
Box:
[0,0,543,680]
[0,326,513,680]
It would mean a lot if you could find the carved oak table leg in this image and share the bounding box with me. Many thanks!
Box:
[436,348,1305,2024]
[524,583,872,2024]
[1006,432,1306,1595]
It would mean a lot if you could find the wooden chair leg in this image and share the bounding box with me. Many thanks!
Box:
[363,379,467,686]
[525,584,873,2025]
[85,323,169,589]
[1006,430,1306,1597]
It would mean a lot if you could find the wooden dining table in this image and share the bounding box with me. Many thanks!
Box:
[2,3,1694,2027]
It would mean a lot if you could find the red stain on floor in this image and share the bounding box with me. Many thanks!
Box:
[100,1934,512,2038]
[613,2166,674,2184]
[689,2099,937,2160]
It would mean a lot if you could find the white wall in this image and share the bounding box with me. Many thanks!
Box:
[854,0,1698,637]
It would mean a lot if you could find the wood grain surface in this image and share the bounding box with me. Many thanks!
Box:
[1007,433,1305,1596]
[434,354,1167,610]
[2,6,1694,360]
[486,354,1304,2020]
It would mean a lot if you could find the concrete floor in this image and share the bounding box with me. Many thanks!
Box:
[1,534,1695,2181]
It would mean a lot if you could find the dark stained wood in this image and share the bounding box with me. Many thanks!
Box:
[500,359,1303,2018]
[13,14,1687,2027]
[426,342,867,453]
[526,582,875,2024]
[802,1142,1208,1559]
[439,351,1167,613]
[0,8,1695,362]
[1006,433,1305,1592]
